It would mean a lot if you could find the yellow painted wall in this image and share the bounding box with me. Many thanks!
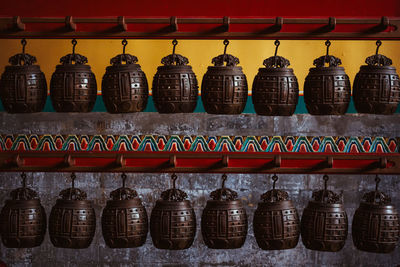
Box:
[0,39,399,94]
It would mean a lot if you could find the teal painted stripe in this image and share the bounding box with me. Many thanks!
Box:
[1,95,399,113]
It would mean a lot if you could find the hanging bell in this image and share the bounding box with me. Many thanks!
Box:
[353,40,400,114]
[352,176,399,253]
[102,39,149,113]
[152,39,199,113]
[253,175,300,250]
[300,175,348,252]
[201,39,248,114]
[101,173,148,248]
[304,40,351,115]
[201,174,248,249]
[50,39,97,112]
[150,174,196,250]
[0,39,47,113]
[0,173,46,248]
[49,173,96,249]
[252,40,299,116]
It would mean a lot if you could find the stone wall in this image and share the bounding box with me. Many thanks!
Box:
[0,113,399,267]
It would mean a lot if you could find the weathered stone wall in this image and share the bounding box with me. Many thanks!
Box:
[0,113,399,267]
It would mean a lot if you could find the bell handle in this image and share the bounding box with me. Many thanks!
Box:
[21,38,27,55]
[122,38,128,55]
[171,173,178,189]
[374,175,381,203]
[223,39,229,55]
[271,174,278,190]
[322,174,329,202]
[221,173,227,188]
[21,172,27,188]
[172,39,178,55]
[71,39,77,55]
[121,172,127,188]
[375,40,382,55]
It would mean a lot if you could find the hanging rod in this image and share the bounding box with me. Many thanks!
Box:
[0,16,398,40]
[0,151,398,174]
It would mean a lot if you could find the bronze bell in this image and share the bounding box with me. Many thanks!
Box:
[201,40,248,114]
[0,39,47,113]
[0,173,46,248]
[304,40,351,115]
[50,39,97,112]
[201,174,248,249]
[252,40,299,116]
[253,175,300,250]
[102,39,149,113]
[102,173,148,248]
[353,40,400,114]
[49,173,96,249]
[150,174,196,250]
[352,176,399,253]
[152,39,198,113]
[301,175,348,252]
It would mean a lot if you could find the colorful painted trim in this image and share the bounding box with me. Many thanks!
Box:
[0,135,398,153]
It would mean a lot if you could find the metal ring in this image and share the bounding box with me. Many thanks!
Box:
[223,39,229,46]
[325,40,331,47]
[274,40,280,47]
[172,39,178,46]
[272,174,278,182]
[122,39,128,46]
[21,38,27,47]
[71,39,77,46]
[323,174,329,181]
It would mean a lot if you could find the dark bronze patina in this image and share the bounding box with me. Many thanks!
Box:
[0,173,46,248]
[150,174,196,250]
[50,39,97,112]
[102,39,149,113]
[304,40,351,115]
[352,176,399,253]
[49,173,96,249]
[301,175,348,252]
[353,40,400,114]
[201,174,248,249]
[152,39,198,113]
[252,40,299,116]
[102,173,148,248]
[0,39,47,113]
[253,174,299,250]
[202,39,248,114]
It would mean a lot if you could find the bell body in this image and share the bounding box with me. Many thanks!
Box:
[301,201,348,252]
[0,199,46,248]
[0,65,47,113]
[353,65,400,114]
[102,198,148,248]
[50,65,97,112]
[152,65,198,113]
[201,66,248,114]
[352,202,399,253]
[102,64,148,113]
[304,67,351,115]
[150,200,196,250]
[253,200,299,250]
[252,68,299,116]
[201,200,248,249]
[49,199,96,249]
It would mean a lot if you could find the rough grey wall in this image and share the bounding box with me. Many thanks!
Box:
[0,113,399,267]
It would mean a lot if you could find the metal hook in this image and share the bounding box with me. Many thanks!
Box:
[375,174,381,191]
[122,39,128,55]
[171,173,177,189]
[375,40,382,55]
[274,40,280,57]
[221,173,227,188]
[325,40,331,56]
[21,38,27,54]
[21,172,27,188]
[323,174,329,190]
[272,174,278,190]
[172,39,178,55]
[71,172,76,188]
[121,172,127,188]
[71,39,77,55]
[223,39,229,55]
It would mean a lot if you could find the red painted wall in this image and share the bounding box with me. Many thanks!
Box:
[1,0,399,17]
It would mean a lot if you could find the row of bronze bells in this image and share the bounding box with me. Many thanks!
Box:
[1,39,399,115]
[1,173,398,253]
